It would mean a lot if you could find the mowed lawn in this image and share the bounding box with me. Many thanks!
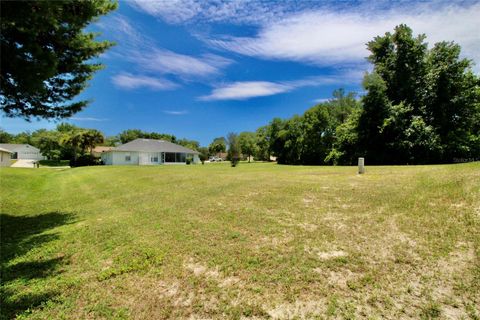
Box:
[1,163,479,319]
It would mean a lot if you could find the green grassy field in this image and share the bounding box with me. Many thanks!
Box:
[1,163,479,319]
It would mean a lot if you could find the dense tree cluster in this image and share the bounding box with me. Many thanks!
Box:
[249,25,480,165]
[353,25,480,164]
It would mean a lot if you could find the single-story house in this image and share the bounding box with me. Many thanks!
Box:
[101,138,200,165]
[0,147,13,167]
[92,146,113,157]
[0,144,45,160]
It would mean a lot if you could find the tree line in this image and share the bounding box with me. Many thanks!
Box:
[226,25,479,165]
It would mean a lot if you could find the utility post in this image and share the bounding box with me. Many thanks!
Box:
[358,157,365,174]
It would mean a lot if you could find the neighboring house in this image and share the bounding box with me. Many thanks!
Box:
[0,144,45,160]
[92,146,113,157]
[0,147,13,167]
[101,138,200,165]
[216,152,228,160]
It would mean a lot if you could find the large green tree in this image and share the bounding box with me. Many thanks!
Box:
[357,24,479,164]
[238,132,257,162]
[255,126,271,161]
[177,138,200,151]
[208,137,227,155]
[81,129,104,154]
[0,0,117,119]
[226,132,241,165]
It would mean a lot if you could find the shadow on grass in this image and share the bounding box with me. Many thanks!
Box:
[0,212,75,319]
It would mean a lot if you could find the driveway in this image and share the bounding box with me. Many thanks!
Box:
[11,159,37,168]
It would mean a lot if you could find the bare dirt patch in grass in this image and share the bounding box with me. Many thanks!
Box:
[315,268,356,289]
[256,234,294,249]
[185,259,242,288]
[266,299,327,319]
[305,246,348,260]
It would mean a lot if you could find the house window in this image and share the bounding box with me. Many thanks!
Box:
[165,152,175,162]
[125,155,131,161]
[175,153,186,163]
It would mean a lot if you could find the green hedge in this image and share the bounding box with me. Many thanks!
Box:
[39,160,70,167]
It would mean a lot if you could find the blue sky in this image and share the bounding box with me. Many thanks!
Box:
[2,0,479,145]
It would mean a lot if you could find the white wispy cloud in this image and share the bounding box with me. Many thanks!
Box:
[134,49,233,78]
[204,3,480,68]
[128,0,296,25]
[162,110,189,115]
[96,14,234,86]
[70,117,109,122]
[111,73,179,90]
[128,2,480,70]
[199,71,362,101]
[129,0,202,24]
[199,81,291,101]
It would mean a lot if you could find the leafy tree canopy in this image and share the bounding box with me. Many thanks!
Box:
[118,129,176,144]
[177,138,200,151]
[209,137,227,155]
[1,0,117,120]
[226,132,241,164]
[238,132,257,162]
[358,24,479,164]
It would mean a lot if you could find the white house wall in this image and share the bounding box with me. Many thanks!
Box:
[101,152,113,165]
[17,150,44,160]
[102,151,163,165]
[113,151,139,165]
[0,151,11,167]
[14,147,44,160]
[101,151,198,165]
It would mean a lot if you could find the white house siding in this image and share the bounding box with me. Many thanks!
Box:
[18,150,44,160]
[0,144,44,160]
[102,151,199,165]
[102,151,139,165]
[102,151,166,165]
[0,151,11,167]
[113,151,140,165]
[15,146,44,160]
[101,151,113,165]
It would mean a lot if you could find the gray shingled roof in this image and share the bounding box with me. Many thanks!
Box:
[0,143,40,152]
[0,147,13,153]
[113,139,199,154]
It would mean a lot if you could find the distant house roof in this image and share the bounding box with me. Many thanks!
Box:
[112,139,200,154]
[0,147,13,153]
[92,146,113,153]
[0,143,40,152]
